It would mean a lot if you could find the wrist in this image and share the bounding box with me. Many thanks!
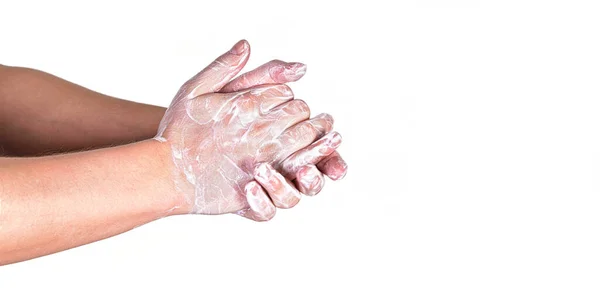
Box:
[125,139,187,217]
[144,139,193,216]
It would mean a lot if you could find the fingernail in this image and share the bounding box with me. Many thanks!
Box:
[301,171,318,189]
[282,63,307,81]
[245,182,269,214]
[315,113,332,120]
[311,113,334,135]
[254,163,284,190]
[326,156,348,181]
[327,132,343,149]
[336,166,348,180]
[299,166,323,195]
[230,40,248,55]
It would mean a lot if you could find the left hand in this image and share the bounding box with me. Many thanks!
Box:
[156,40,347,220]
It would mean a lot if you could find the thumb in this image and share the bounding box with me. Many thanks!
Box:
[176,40,250,101]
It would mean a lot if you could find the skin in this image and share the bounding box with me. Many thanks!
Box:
[0,64,164,156]
[0,40,348,264]
[0,58,347,189]
[160,83,342,220]
[156,40,344,220]
[0,140,174,265]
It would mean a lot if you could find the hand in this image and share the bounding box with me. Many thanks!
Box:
[156,40,347,220]
[222,59,348,195]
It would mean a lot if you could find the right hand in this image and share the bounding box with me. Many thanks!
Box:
[156,40,347,221]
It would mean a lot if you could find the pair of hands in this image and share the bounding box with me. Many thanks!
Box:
[155,40,347,221]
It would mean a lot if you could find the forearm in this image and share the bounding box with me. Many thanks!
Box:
[0,65,165,156]
[0,140,182,265]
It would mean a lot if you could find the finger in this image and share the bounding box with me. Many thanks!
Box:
[254,163,301,209]
[247,84,294,114]
[255,113,333,163]
[317,151,348,181]
[186,84,293,124]
[247,99,310,140]
[221,60,307,93]
[295,164,326,196]
[272,113,334,163]
[279,132,342,179]
[175,40,250,103]
[237,181,276,222]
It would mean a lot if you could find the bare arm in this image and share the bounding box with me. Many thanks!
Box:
[0,58,346,182]
[0,60,307,156]
[0,140,183,265]
[0,65,164,156]
[0,41,348,265]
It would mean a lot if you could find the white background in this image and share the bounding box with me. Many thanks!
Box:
[1,0,600,295]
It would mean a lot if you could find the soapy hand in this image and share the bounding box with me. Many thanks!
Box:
[156,40,347,221]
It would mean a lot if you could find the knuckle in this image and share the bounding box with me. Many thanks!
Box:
[296,121,319,139]
[268,59,285,66]
[215,55,230,67]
